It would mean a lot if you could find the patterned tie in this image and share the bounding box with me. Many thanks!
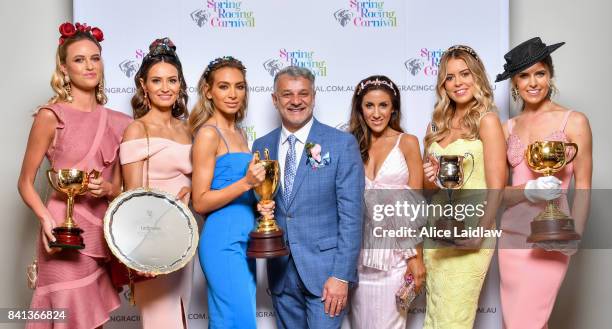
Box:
[283,134,297,205]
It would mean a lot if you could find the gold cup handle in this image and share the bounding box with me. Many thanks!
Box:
[46,169,61,192]
[563,142,578,166]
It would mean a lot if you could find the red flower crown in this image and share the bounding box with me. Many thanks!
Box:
[58,22,104,45]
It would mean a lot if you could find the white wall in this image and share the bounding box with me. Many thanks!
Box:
[0,0,72,320]
[509,1,612,328]
[1,1,610,328]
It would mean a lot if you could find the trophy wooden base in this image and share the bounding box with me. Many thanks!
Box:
[247,230,289,258]
[527,202,581,242]
[527,219,581,243]
[433,218,468,243]
[49,226,85,249]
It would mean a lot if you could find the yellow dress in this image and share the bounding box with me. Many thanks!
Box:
[423,139,494,329]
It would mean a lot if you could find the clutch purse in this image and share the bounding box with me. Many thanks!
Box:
[395,274,418,312]
[26,258,38,289]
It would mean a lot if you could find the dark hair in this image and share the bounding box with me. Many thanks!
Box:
[131,38,188,119]
[348,75,403,163]
[540,55,555,78]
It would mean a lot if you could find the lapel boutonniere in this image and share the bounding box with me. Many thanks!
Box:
[305,142,331,169]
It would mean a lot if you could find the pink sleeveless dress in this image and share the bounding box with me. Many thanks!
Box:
[28,103,131,329]
[119,137,193,329]
[498,110,575,329]
[350,134,420,329]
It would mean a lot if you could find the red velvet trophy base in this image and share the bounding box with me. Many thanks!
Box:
[247,229,289,258]
[527,219,581,243]
[48,226,85,249]
[433,217,468,243]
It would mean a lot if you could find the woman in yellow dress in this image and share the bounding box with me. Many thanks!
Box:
[421,45,506,328]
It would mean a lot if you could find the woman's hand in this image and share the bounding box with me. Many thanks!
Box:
[176,186,191,204]
[245,155,266,188]
[423,155,439,184]
[406,256,426,294]
[257,200,276,218]
[39,216,61,255]
[134,270,157,278]
[88,176,112,198]
[523,176,562,203]
[454,236,484,249]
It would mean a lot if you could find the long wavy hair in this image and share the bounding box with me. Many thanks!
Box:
[48,31,107,105]
[131,40,189,119]
[424,46,496,150]
[189,57,248,135]
[348,75,403,163]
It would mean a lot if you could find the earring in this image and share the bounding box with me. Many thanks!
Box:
[144,91,150,109]
[96,80,104,103]
[511,86,519,102]
[548,79,558,98]
[64,75,73,103]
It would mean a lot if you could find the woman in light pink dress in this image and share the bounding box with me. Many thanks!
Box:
[495,38,593,329]
[348,75,426,329]
[18,23,131,328]
[120,38,193,329]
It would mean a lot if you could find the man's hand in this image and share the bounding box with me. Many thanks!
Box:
[321,277,348,317]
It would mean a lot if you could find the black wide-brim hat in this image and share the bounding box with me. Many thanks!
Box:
[495,37,564,82]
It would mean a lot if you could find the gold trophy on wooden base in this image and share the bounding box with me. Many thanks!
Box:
[525,141,580,242]
[246,149,289,258]
[47,168,99,249]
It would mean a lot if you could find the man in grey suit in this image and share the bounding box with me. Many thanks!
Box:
[252,66,364,328]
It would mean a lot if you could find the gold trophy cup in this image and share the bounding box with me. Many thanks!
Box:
[432,153,474,242]
[525,141,580,242]
[246,149,290,258]
[47,168,99,249]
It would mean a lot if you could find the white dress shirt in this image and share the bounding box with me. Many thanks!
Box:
[278,117,314,189]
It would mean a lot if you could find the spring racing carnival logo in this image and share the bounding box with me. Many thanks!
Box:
[242,125,256,143]
[118,49,145,78]
[334,0,397,27]
[263,49,327,77]
[190,0,255,28]
[404,47,444,77]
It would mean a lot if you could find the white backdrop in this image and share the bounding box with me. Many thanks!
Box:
[74,0,509,327]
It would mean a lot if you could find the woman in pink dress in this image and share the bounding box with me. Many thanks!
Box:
[17,22,131,328]
[120,38,193,329]
[495,37,593,329]
[348,75,426,329]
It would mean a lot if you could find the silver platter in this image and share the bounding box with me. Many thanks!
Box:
[104,188,198,275]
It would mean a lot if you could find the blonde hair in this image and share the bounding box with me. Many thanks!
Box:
[189,57,248,135]
[48,31,107,105]
[424,46,496,150]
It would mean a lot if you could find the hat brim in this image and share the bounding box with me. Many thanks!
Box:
[495,42,565,82]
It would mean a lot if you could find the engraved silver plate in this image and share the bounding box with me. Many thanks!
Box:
[104,188,198,275]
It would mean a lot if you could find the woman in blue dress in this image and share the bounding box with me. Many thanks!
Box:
[190,57,271,328]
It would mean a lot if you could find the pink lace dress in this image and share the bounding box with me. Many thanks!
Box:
[27,103,132,329]
[499,110,575,329]
[350,134,423,329]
